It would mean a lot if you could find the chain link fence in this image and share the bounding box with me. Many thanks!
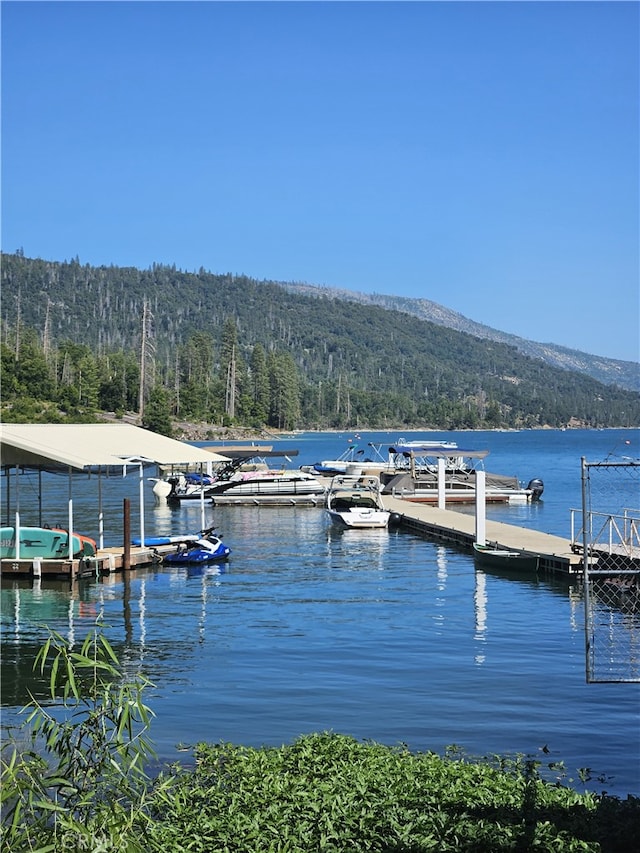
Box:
[577,459,640,683]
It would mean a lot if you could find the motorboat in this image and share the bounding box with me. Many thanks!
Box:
[151,471,218,501]
[207,468,325,500]
[304,442,369,475]
[380,447,543,504]
[472,542,540,572]
[326,474,397,529]
[305,438,460,478]
[392,437,459,452]
[160,447,326,505]
[1,526,97,560]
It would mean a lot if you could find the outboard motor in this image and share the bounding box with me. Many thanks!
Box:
[166,476,181,504]
[527,478,544,500]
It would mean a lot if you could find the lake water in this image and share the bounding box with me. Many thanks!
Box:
[2,428,639,797]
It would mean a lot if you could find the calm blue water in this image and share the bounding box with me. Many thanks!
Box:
[2,429,639,797]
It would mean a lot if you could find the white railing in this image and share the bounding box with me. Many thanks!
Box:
[570,507,640,558]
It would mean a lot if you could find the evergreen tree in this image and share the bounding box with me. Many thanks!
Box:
[268,351,301,430]
[142,386,173,436]
[249,343,270,424]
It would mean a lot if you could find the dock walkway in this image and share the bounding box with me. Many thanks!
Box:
[383,495,583,574]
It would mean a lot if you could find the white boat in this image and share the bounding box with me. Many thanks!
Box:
[325,474,393,529]
[304,442,367,475]
[151,471,216,501]
[380,447,544,504]
[160,447,326,504]
[305,438,460,478]
[207,468,325,499]
[392,437,459,451]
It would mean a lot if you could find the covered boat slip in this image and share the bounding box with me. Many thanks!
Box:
[379,447,541,504]
[0,424,228,579]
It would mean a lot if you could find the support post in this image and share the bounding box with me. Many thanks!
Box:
[123,498,131,571]
[200,464,206,531]
[580,456,591,682]
[437,457,446,509]
[14,510,20,560]
[139,463,145,547]
[67,467,74,560]
[38,469,43,527]
[98,471,104,551]
[475,470,486,546]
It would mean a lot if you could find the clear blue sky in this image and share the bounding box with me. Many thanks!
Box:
[2,1,638,362]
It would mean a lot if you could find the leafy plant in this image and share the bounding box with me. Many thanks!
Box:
[141,733,640,852]
[1,623,159,852]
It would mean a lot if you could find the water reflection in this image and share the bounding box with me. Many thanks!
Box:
[473,570,487,665]
[324,525,390,572]
[2,505,639,798]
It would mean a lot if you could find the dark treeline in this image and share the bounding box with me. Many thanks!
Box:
[2,252,638,434]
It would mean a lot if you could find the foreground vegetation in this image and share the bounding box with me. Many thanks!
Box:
[2,628,638,852]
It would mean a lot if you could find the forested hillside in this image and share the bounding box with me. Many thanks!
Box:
[1,253,638,434]
[281,283,640,392]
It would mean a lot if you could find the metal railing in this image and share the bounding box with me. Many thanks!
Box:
[570,507,640,564]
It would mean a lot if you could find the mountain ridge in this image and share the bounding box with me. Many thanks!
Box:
[279,282,639,392]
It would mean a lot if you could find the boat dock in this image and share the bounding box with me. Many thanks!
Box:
[1,494,585,580]
[0,541,183,581]
[211,494,325,506]
[383,494,583,574]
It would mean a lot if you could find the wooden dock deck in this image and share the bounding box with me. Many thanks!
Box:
[0,542,176,581]
[383,494,583,574]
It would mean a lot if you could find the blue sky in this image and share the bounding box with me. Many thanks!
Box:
[2,1,638,362]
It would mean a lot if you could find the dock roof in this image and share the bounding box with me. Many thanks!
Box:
[0,423,228,473]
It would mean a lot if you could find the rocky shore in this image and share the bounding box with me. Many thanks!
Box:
[96,411,287,443]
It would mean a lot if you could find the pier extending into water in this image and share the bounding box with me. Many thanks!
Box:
[384,494,583,574]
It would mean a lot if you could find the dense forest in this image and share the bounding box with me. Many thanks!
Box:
[1,252,638,435]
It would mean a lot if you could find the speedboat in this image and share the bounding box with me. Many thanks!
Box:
[162,447,326,504]
[304,442,367,475]
[151,471,215,501]
[326,474,396,529]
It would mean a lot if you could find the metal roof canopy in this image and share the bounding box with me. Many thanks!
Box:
[202,445,300,460]
[0,423,228,472]
[391,447,490,459]
[0,424,229,555]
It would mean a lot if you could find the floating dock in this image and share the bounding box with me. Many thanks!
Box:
[211,494,325,506]
[2,495,583,580]
[383,494,583,574]
[1,495,585,580]
[0,542,180,581]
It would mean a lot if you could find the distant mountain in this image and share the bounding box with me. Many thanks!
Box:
[280,283,640,392]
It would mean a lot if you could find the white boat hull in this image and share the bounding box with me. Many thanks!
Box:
[327,508,390,529]
[210,473,325,498]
